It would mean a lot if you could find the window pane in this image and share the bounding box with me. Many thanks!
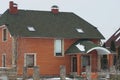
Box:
[101,55,108,69]
[27,26,36,31]
[113,55,116,65]
[82,56,90,66]
[26,55,34,67]
[3,29,7,41]
[55,39,62,56]
[2,55,6,67]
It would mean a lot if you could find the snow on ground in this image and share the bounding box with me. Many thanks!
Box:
[46,77,73,80]
[26,77,73,80]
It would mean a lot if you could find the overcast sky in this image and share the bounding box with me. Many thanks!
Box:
[0,0,120,41]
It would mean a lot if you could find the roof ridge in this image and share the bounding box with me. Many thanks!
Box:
[17,9,74,14]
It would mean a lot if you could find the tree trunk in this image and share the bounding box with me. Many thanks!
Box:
[12,36,18,68]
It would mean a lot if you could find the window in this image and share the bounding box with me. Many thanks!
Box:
[101,55,108,70]
[25,53,36,68]
[113,55,116,65]
[82,55,90,72]
[54,39,64,56]
[76,28,84,33]
[27,26,36,31]
[2,28,7,41]
[2,54,6,67]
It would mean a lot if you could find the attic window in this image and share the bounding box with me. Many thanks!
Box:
[76,28,84,33]
[27,26,35,31]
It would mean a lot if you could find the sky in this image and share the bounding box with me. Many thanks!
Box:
[0,0,120,42]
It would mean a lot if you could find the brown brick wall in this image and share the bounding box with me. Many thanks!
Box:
[89,50,98,72]
[0,26,112,76]
[0,27,13,67]
[17,38,76,76]
[0,26,77,76]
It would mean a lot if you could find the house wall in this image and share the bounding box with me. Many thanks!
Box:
[0,27,12,67]
[0,26,113,76]
[17,37,77,76]
[0,26,77,76]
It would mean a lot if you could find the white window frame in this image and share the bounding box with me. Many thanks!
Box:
[2,28,8,42]
[24,53,36,68]
[54,39,64,57]
[2,54,6,67]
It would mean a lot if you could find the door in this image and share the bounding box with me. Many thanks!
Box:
[72,57,77,72]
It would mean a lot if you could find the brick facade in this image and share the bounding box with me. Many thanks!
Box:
[0,26,78,76]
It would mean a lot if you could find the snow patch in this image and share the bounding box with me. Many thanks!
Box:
[46,77,72,80]
[115,29,120,36]
[115,35,120,42]
[76,43,85,51]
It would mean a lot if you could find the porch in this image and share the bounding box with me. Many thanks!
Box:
[70,53,112,75]
[66,40,113,76]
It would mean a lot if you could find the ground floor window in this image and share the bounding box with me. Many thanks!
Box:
[113,55,116,65]
[2,54,6,67]
[25,53,36,68]
[82,55,90,72]
[101,55,108,70]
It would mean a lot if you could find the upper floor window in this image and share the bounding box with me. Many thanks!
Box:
[54,39,64,56]
[2,28,7,41]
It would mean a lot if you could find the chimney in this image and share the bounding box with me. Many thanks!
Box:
[51,5,59,14]
[9,1,18,14]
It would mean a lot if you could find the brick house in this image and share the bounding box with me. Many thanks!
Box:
[105,28,120,48]
[105,28,120,67]
[0,1,112,76]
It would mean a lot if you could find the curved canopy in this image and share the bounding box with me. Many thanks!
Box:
[87,47,111,55]
[65,40,111,55]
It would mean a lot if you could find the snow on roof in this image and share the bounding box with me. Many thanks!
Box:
[76,43,85,51]
[115,29,120,36]
[115,35,120,42]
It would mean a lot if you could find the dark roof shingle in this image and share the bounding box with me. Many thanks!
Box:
[0,9,104,39]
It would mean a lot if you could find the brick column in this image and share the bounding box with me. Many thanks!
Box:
[33,66,40,80]
[60,65,66,80]
[23,67,27,80]
[77,54,81,75]
[108,54,113,68]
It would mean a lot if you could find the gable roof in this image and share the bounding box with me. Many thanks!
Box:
[105,28,120,47]
[66,40,110,55]
[65,40,99,54]
[0,9,104,39]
